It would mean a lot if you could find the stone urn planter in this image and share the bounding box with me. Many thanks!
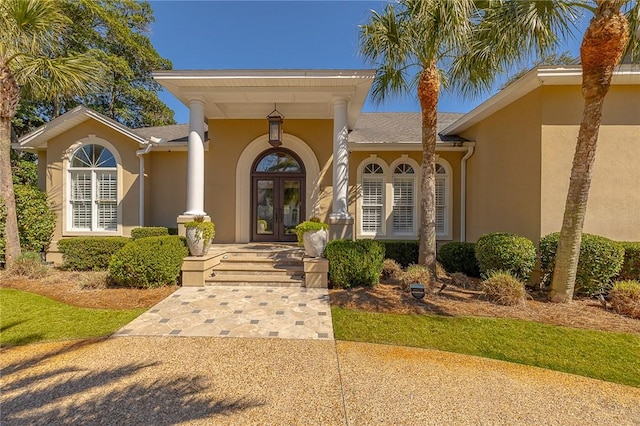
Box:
[185,218,215,257]
[295,219,329,258]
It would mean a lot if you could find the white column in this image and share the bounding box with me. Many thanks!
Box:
[330,98,351,220]
[185,98,206,215]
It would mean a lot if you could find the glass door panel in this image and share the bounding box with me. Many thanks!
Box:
[282,180,301,237]
[256,179,274,235]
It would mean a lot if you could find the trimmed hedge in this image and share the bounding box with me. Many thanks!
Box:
[58,237,131,271]
[618,242,640,281]
[381,240,419,267]
[131,227,169,240]
[437,242,480,277]
[325,239,385,288]
[109,235,188,288]
[539,232,624,296]
[475,232,536,280]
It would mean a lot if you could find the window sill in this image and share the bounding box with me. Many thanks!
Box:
[62,230,122,237]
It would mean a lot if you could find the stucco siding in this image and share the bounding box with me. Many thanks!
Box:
[147,151,187,228]
[461,89,543,243]
[541,85,640,241]
[43,119,141,261]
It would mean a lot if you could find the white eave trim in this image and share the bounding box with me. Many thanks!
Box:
[17,106,148,149]
[349,141,475,152]
[442,64,640,135]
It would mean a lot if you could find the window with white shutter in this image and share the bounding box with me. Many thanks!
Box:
[392,163,415,234]
[361,163,384,234]
[68,144,118,232]
[435,163,447,236]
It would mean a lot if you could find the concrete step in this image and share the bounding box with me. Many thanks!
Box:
[205,274,304,287]
[219,256,302,266]
[224,249,303,260]
[213,264,303,276]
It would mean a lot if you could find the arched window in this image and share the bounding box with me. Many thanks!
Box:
[361,162,385,234]
[392,163,416,235]
[68,144,118,231]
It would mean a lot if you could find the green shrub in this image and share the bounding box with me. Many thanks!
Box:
[109,235,188,288]
[15,184,56,253]
[437,242,480,277]
[475,233,536,280]
[482,270,526,306]
[325,239,385,288]
[381,240,419,267]
[381,258,403,282]
[539,232,624,296]
[400,264,432,292]
[131,227,169,240]
[609,280,640,319]
[58,237,131,271]
[7,251,48,279]
[618,242,640,281]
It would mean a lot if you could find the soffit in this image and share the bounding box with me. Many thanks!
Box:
[153,69,376,129]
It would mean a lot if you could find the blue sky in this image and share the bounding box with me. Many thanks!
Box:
[148,1,586,124]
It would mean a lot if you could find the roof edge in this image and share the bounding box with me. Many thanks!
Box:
[442,64,640,135]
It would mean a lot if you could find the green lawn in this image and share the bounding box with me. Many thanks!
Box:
[0,288,145,347]
[332,306,640,388]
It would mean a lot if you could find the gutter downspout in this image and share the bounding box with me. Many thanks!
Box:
[136,137,160,227]
[460,143,475,242]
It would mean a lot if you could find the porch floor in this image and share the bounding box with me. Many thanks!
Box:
[113,285,334,340]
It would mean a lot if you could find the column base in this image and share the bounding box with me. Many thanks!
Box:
[303,257,329,288]
[328,215,354,241]
[177,214,210,237]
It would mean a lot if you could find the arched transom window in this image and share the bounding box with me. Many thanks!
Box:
[392,163,416,234]
[68,144,118,231]
[361,163,385,233]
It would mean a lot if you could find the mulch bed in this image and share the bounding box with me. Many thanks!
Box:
[2,269,638,335]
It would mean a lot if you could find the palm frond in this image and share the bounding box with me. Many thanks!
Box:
[623,0,640,63]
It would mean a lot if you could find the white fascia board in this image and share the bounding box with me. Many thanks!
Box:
[153,69,376,80]
[348,141,475,152]
[442,64,640,135]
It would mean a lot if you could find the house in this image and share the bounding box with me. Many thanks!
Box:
[16,65,640,278]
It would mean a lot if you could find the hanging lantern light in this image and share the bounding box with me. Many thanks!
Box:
[267,103,284,147]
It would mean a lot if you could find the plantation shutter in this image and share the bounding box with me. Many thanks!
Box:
[70,171,92,229]
[435,176,446,235]
[362,178,383,232]
[393,177,414,233]
[97,171,117,231]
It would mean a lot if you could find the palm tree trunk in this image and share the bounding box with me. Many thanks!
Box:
[548,3,629,302]
[0,116,21,267]
[417,62,440,279]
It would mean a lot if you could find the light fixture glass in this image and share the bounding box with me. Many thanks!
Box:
[267,104,284,147]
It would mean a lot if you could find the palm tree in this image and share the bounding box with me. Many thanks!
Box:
[0,0,100,266]
[359,0,575,277]
[549,0,639,302]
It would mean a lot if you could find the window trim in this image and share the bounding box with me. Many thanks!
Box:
[62,135,123,236]
[435,157,453,240]
[356,155,389,237]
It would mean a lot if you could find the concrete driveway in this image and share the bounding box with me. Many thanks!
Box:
[2,337,639,425]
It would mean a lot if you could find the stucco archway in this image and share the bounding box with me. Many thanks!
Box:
[235,133,320,242]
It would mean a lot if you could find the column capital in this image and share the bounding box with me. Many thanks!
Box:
[332,97,348,107]
[188,97,205,107]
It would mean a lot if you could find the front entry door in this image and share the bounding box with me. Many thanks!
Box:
[252,149,305,242]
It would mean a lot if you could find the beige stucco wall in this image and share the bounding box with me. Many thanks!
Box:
[540,85,640,241]
[349,150,463,241]
[460,89,543,243]
[145,120,335,243]
[44,119,142,262]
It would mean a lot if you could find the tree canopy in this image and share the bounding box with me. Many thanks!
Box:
[13,0,175,135]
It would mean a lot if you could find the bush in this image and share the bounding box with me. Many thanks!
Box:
[15,184,56,253]
[109,235,188,288]
[7,251,48,279]
[618,242,640,281]
[609,280,640,319]
[450,272,472,289]
[482,270,526,306]
[381,258,403,282]
[381,241,419,267]
[131,227,169,240]
[437,242,480,277]
[58,237,131,271]
[475,233,536,280]
[539,232,625,296]
[325,239,385,288]
[401,264,431,292]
